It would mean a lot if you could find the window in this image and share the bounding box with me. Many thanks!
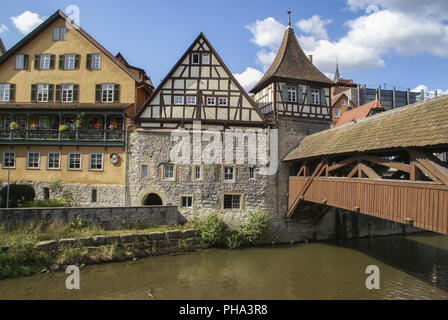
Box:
[192,53,200,64]
[288,87,297,102]
[163,164,175,180]
[186,96,196,105]
[27,152,40,169]
[62,84,74,102]
[181,196,193,208]
[224,194,241,210]
[90,53,101,70]
[37,84,49,102]
[0,84,10,102]
[43,187,50,200]
[193,165,202,181]
[333,108,340,118]
[91,189,97,203]
[206,97,216,106]
[223,166,235,182]
[249,167,255,180]
[102,84,114,103]
[68,153,82,170]
[202,53,210,64]
[47,152,61,169]
[174,96,184,105]
[89,153,104,171]
[64,54,76,70]
[15,55,25,69]
[3,152,15,168]
[311,89,320,105]
[40,54,51,70]
[53,28,66,41]
[341,99,346,106]
[141,165,148,178]
[218,97,228,106]
[347,106,353,111]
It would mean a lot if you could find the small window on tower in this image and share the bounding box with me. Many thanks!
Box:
[192,53,200,64]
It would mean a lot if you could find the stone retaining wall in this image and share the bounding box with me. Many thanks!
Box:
[0,206,179,230]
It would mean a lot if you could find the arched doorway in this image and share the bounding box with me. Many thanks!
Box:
[143,193,163,206]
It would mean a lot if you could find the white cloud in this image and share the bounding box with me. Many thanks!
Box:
[256,49,276,71]
[246,17,285,50]
[233,67,264,92]
[412,84,448,98]
[296,15,332,40]
[0,24,8,34]
[11,11,45,35]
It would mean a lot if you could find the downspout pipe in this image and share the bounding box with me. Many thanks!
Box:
[124,123,133,206]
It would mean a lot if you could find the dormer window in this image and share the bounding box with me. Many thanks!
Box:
[202,53,210,64]
[192,53,200,64]
[53,27,66,41]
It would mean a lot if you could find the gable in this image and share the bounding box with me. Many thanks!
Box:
[138,33,265,126]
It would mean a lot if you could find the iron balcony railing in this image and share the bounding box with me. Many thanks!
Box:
[0,129,124,144]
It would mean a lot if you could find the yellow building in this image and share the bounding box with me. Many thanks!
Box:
[0,10,153,206]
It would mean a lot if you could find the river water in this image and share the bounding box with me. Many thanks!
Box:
[0,233,447,300]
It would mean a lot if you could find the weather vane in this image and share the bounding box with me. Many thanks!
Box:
[287,9,291,27]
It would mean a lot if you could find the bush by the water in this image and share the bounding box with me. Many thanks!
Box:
[194,210,268,248]
[0,184,35,208]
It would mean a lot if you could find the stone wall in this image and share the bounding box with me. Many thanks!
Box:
[0,206,179,230]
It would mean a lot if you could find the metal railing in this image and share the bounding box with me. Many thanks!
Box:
[0,129,124,143]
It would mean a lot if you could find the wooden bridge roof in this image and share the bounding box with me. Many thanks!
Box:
[284,94,448,161]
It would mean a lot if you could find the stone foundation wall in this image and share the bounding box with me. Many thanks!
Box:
[0,206,179,230]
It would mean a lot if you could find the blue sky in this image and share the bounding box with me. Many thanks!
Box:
[1,0,447,96]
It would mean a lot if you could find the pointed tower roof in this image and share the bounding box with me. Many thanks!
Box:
[0,38,6,56]
[250,24,333,94]
[334,63,341,82]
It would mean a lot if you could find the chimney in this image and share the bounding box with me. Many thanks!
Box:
[308,55,313,64]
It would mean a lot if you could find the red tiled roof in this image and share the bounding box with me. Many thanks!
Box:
[335,100,384,127]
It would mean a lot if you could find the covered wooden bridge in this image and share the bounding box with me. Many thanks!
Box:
[284,95,448,235]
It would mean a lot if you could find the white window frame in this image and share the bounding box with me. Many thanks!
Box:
[223,166,235,182]
[192,53,200,65]
[180,195,193,209]
[62,84,74,103]
[53,27,66,41]
[288,87,297,102]
[333,108,341,118]
[0,84,10,102]
[311,89,320,105]
[223,194,242,210]
[91,53,101,70]
[26,152,40,170]
[174,96,184,105]
[206,96,216,106]
[186,96,196,105]
[15,55,25,70]
[37,84,49,103]
[64,54,76,70]
[193,165,202,181]
[40,54,51,70]
[2,151,16,169]
[249,167,256,180]
[141,164,149,179]
[68,152,82,171]
[218,97,228,106]
[202,53,210,64]
[162,164,175,181]
[102,84,114,103]
[89,153,104,171]
[341,99,346,106]
[47,152,61,170]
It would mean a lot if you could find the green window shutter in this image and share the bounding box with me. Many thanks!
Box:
[95,84,101,102]
[113,84,120,102]
[34,55,40,70]
[55,84,61,102]
[75,55,80,69]
[86,54,92,70]
[48,84,54,102]
[73,84,79,102]
[306,87,312,104]
[50,55,55,69]
[9,84,15,102]
[281,85,288,101]
[31,84,37,102]
[320,88,327,106]
[297,86,303,103]
[58,55,64,70]
[23,55,29,69]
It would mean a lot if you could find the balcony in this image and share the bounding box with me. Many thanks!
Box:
[0,129,124,146]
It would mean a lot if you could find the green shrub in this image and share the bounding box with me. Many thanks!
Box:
[70,215,87,230]
[194,212,228,246]
[225,229,241,249]
[0,184,35,208]
[238,209,268,245]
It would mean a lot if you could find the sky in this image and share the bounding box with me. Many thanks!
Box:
[1,0,447,97]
